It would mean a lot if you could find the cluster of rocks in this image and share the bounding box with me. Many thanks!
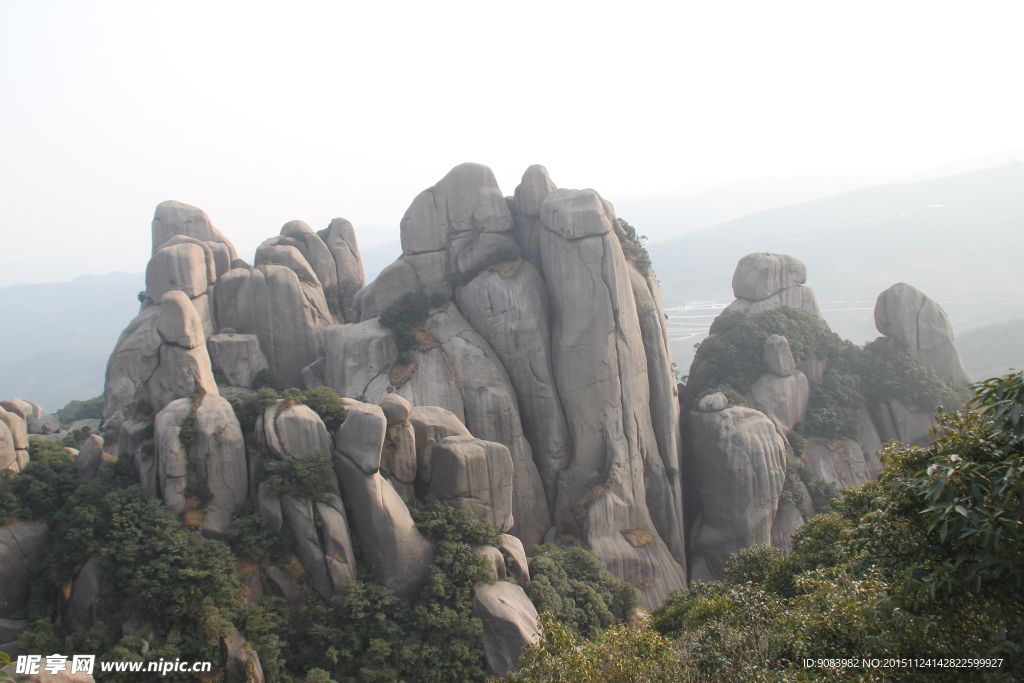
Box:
[681,253,970,579]
[3,164,974,677]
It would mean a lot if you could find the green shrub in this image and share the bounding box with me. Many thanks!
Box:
[229,387,282,450]
[855,342,966,413]
[298,497,504,682]
[228,505,291,565]
[6,440,79,522]
[379,290,448,355]
[616,219,652,273]
[258,451,332,500]
[524,545,638,639]
[303,386,348,434]
[501,612,683,683]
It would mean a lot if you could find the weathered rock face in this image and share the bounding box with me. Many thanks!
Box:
[869,398,936,448]
[763,334,796,376]
[456,260,571,514]
[214,265,329,387]
[66,554,103,635]
[747,373,809,436]
[770,502,805,553]
[0,407,29,452]
[146,292,219,413]
[428,435,514,532]
[472,581,541,677]
[222,627,265,683]
[804,438,874,489]
[715,253,822,324]
[280,493,335,601]
[0,416,18,473]
[153,396,248,538]
[539,186,687,607]
[627,263,687,569]
[208,333,269,389]
[874,282,971,386]
[335,402,387,474]
[146,242,210,301]
[425,306,550,547]
[732,253,807,301]
[76,434,105,482]
[318,218,365,322]
[498,534,530,585]
[1,399,45,425]
[333,452,433,599]
[746,333,809,435]
[688,395,786,582]
[0,521,49,617]
[151,200,238,261]
[407,405,472,483]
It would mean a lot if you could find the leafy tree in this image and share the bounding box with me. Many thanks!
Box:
[498,612,683,683]
[258,451,332,500]
[304,386,348,433]
[524,546,638,639]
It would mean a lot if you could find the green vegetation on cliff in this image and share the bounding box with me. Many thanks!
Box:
[498,373,1024,682]
[693,307,967,441]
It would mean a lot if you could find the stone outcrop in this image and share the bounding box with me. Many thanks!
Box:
[716,253,821,323]
[151,200,238,263]
[214,265,329,388]
[101,165,696,625]
[804,438,876,489]
[456,260,571,514]
[208,333,269,389]
[428,435,514,532]
[153,395,248,538]
[746,335,810,435]
[222,627,265,683]
[472,581,541,677]
[333,446,433,599]
[66,554,103,635]
[75,434,105,482]
[688,394,786,582]
[318,218,365,322]
[0,521,49,617]
[536,185,686,607]
[874,282,971,386]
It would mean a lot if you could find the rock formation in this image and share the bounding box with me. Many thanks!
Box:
[874,282,971,387]
[688,393,786,581]
[718,252,822,322]
[72,161,701,676]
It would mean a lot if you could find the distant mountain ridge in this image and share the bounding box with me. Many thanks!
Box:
[0,271,143,409]
[647,163,1024,369]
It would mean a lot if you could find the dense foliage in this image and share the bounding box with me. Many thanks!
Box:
[296,498,500,682]
[693,307,967,441]
[523,545,638,639]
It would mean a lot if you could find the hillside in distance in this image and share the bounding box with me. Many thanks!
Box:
[0,272,143,408]
[647,163,1024,369]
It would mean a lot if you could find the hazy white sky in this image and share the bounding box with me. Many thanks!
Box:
[2,0,1022,284]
